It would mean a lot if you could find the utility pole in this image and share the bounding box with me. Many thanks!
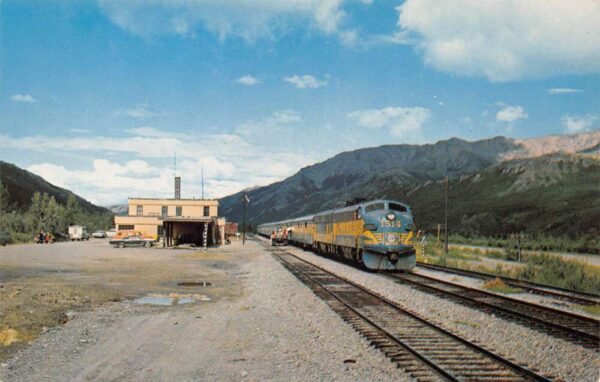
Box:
[444,176,449,256]
[242,193,249,245]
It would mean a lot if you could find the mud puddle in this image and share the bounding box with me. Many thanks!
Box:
[131,293,212,306]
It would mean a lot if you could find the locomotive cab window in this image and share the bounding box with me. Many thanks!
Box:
[388,202,407,213]
[364,202,385,212]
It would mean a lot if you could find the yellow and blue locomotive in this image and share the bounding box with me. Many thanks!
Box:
[257,199,417,271]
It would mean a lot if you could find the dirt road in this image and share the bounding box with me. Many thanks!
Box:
[0,239,406,381]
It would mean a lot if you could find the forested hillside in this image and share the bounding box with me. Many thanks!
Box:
[0,161,113,242]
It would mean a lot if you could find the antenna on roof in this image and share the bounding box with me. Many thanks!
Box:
[201,167,205,199]
[174,153,177,176]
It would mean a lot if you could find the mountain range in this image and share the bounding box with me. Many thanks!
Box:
[219,130,600,238]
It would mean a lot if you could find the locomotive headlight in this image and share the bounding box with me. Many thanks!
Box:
[387,213,396,221]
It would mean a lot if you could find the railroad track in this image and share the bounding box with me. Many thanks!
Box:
[386,271,599,349]
[417,262,600,306]
[271,249,553,382]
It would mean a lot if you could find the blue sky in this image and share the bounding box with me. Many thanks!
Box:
[1,0,599,205]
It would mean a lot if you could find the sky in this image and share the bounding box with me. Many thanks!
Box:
[1,0,599,205]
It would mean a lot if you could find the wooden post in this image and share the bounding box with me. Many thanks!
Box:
[517,232,522,263]
[437,224,441,244]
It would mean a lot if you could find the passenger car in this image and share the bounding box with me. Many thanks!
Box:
[109,235,154,248]
[106,229,117,238]
[92,230,107,238]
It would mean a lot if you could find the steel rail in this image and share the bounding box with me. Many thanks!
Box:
[273,250,553,382]
[416,262,600,306]
[386,271,599,349]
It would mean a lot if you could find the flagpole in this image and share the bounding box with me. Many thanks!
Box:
[242,193,247,245]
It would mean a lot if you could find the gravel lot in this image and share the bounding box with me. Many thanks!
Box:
[1,240,409,382]
[284,242,600,382]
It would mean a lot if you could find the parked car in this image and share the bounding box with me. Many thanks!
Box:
[92,230,107,238]
[106,229,117,238]
[68,225,90,241]
[114,230,151,239]
[109,235,154,248]
[0,231,11,246]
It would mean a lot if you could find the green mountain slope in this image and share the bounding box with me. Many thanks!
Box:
[365,154,600,238]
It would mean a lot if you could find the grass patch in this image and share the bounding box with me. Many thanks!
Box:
[423,242,600,294]
[449,233,600,255]
[516,253,600,294]
[580,305,600,316]
[483,278,523,294]
[0,328,19,346]
[423,242,480,261]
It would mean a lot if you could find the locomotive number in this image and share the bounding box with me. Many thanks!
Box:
[380,218,402,228]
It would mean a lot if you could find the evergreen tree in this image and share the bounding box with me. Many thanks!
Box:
[0,181,9,214]
[0,181,10,230]
[64,194,79,226]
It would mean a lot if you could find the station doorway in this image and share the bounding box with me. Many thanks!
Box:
[162,218,216,247]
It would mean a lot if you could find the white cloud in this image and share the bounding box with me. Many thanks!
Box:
[561,114,597,133]
[496,105,528,123]
[27,160,171,205]
[395,0,600,81]
[126,126,184,139]
[11,94,37,103]
[2,117,317,204]
[235,109,302,136]
[547,88,583,95]
[284,74,327,89]
[237,75,260,86]
[98,0,369,42]
[119,104,159,119]
[347,106,430,137]
[70,128,92,134]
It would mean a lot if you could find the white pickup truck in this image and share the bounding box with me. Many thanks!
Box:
[68,225,90,241]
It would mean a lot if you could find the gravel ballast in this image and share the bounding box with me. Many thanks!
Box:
[284,243,599,382]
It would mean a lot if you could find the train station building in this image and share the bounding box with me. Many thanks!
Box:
[114,177,226,246]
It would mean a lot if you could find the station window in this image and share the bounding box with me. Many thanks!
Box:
[118,225,134,230]
[161,206,168,217]
[176,206,182,217]
[136,205,143,216]
[157,226,164,236]
[203,206,210,217]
